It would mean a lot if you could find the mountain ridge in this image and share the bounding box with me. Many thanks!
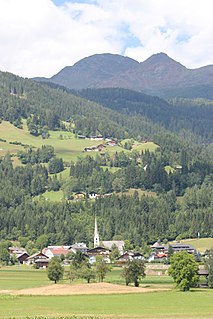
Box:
[34,52,213,99]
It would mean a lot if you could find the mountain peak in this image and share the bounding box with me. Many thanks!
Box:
[142,52,186,69]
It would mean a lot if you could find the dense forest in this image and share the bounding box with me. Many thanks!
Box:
[74,88,213,144]
[0,70,212,248]
[0,154,212,247]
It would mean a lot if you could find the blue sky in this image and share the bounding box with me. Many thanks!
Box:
[0,0,212,77]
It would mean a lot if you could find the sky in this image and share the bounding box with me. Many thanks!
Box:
[0,0,212,78]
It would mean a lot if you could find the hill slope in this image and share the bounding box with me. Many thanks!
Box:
[73,88,213,143]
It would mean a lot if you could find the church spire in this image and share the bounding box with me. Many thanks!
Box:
[94,215,100,247]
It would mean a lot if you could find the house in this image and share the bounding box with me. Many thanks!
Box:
[16,252,29,264]
[151,242,196,255]
[90,135,103,141]
[8,246,26,254]
[84,144,106,152]
[8,247,29,264]
[74,192,85,200]
[87,246,111,263]
[170,243,196,254]
[89,191,98,199]
[102,240,125,254]
[116,251,144,264]
[97,144,106,151]
[71,243,88,254]
[26,252,49,267]
[42,247,71,259]
[107,140,118,146]
[151,241,166,251]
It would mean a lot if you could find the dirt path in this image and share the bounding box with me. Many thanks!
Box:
[4,282,169,295]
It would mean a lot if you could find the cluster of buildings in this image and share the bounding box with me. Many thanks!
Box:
[8,217,198,268]
[148,241,196,262]
[83,136,118,153]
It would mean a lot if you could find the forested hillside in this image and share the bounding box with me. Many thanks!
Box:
[0,154,212,245]
[0,70,212,248]
[0,71,167,140]
[74,88,213,144]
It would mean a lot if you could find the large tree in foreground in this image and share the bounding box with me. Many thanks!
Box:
[47,257,64,284]
[168,251,199,291]
[122,259,146,287]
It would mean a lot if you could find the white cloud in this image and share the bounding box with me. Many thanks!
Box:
[0,0,212,77]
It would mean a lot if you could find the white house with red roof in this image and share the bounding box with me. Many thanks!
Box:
[42,246,71,259]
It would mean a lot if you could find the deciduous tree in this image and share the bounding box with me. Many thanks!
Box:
[168,251,199,291]
[47,257,64,284]
[122,259,146,287]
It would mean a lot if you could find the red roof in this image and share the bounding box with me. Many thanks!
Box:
[44,248,70,256]
[157,252,167,258]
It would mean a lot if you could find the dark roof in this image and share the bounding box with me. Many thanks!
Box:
[87,246,111,253]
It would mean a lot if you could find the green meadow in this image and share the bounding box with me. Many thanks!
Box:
[0,268,50,290]
[0,267,173,290]
[0,121,158,163]
[0,266,212,318]
[0,290,213,319]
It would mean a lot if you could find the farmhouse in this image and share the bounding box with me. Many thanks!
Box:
[84,144,106,152]
[116,251,144,264]
[8,246,26,254]
[151,241,196,254]
[87,246,111,263]
[107,139,118,146]
[16,252,29,264]
[89,191,98,199]
[42,246,71,259]
[74,191,86,200]
[90,135,103,141]
[102,240,125,254]
[26,252,49,267]
[71,243,88,254]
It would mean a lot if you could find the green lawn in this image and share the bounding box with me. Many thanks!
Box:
[0,290,213,319]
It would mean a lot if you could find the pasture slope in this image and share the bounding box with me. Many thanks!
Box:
[0,120,158,163]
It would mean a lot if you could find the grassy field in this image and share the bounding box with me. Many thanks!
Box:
[0,267,212,318]
[0,121,158,164]
[0,267,173,290]
[170,238,213,253]
[0,268,50,290]
[0,290,213,319]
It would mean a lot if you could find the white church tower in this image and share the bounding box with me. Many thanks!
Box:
[94,215,100,247]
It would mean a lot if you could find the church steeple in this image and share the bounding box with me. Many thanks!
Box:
[94,215,100,247]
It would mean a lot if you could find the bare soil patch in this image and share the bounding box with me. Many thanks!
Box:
[10,282,169,295]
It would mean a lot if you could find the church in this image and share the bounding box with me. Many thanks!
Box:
[86,215,125,263]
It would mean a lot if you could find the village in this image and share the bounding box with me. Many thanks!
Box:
[8,217,205,273]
